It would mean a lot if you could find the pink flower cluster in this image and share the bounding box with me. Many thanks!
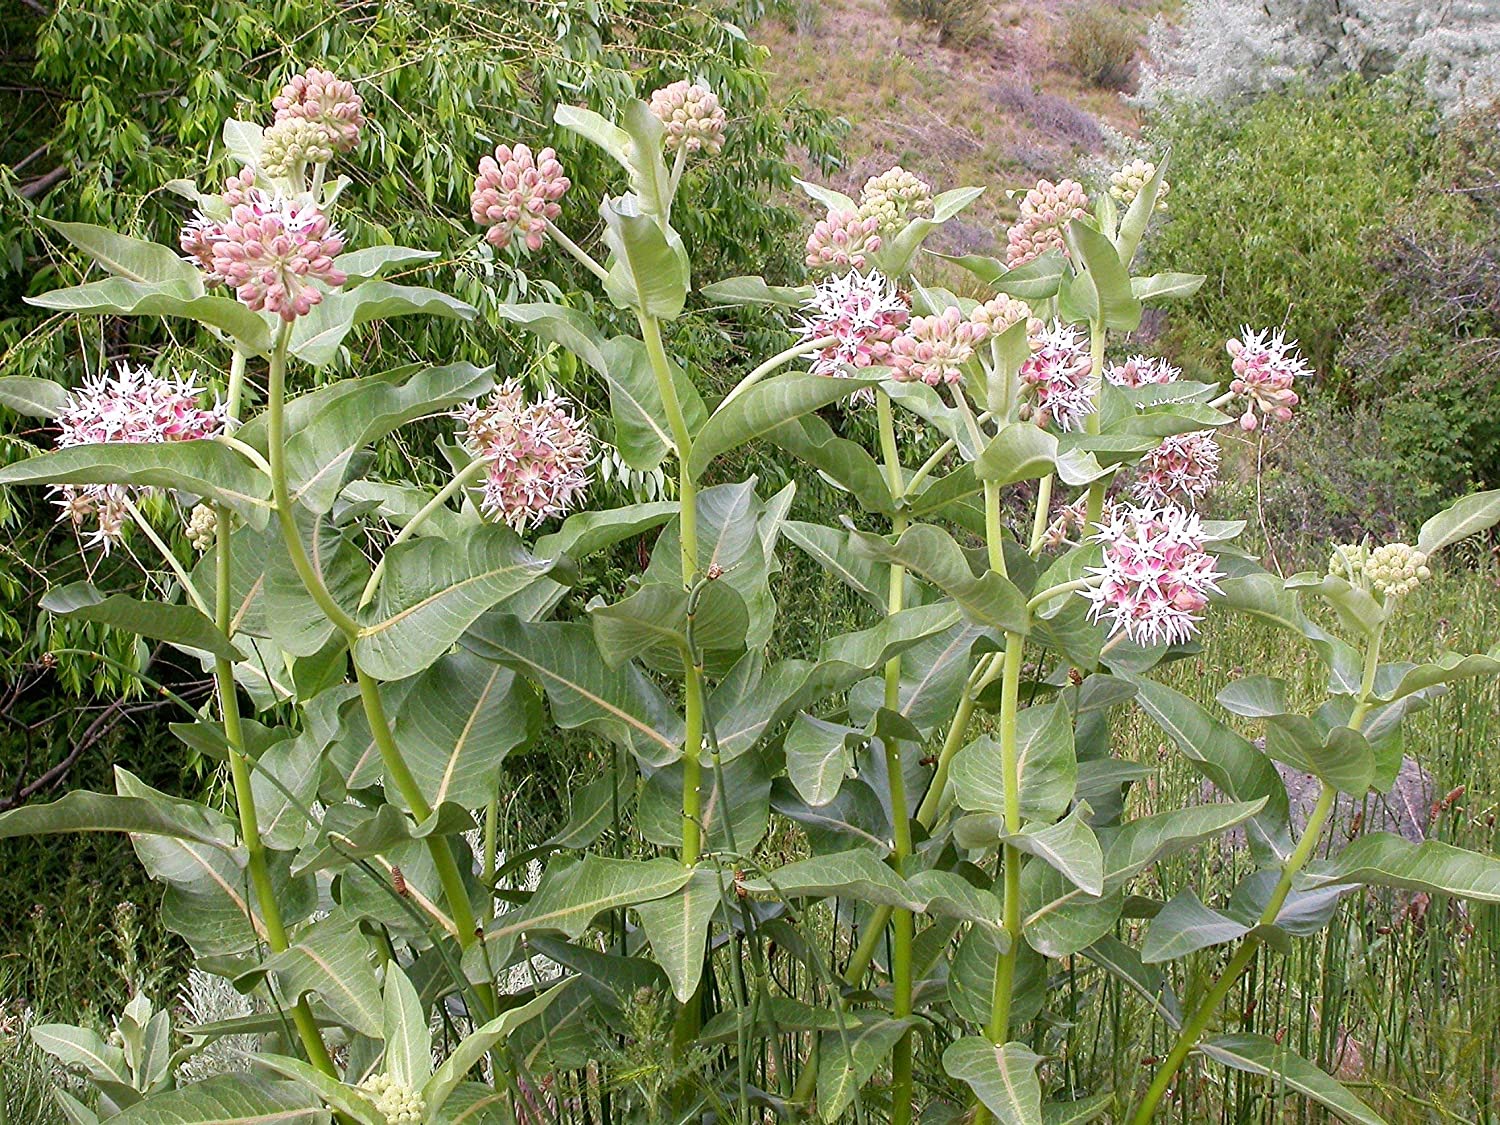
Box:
[456,381,594,531]
[1104,354,1180,389]
[1019,321,1096,431]
[1226,327,1307,431]
[889,306,987,387]
[210,194,347,321]
[1005,178,1089,268]
[648,80,727,156]
[1082,504,1225,646]
[805,210,882,272]
[1130,431,1221,507]
[798,271,910,386]
[272,67,365,153]
[470,144,570,253]
[51,364,226,554]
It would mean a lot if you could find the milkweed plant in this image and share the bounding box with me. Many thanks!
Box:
[2,63,1499,1125]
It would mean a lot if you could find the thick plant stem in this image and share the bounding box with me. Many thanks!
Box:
[985,636,1026,1045]
[264,325,482,965]
[1083,320,1108,529]
[1129,625,1385,1122]
[1028,474,1054,554]
[877,389,915,1125]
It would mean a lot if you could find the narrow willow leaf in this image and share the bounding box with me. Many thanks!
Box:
[943,1037,1044,1125]
[852,523,1029,632]
[1201,1033,1389,1125]
[109,1075,329,1124]
[40,581,242,662]
[636,869,721,1003]
[0,374,69,418]
[356,525,555,681]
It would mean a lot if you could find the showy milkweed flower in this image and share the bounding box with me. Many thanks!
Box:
[178,167,265,283]
[211,193,347,320]
[649,81,727,156]
[858,166,933,236]
[1005,178,1088,268]
[456,381,594,531]
[1131,431,1221,507]
[798,270,910,388]
[51,363,226,554]
[470,144,570,253]
[272,67,364,153]
[805,209,882,272]
[1226,327,1308,431]
[1082,504,1225,646]
[1019,321,1096,432]
[889,306,988,387]
[1104,354,1180,388]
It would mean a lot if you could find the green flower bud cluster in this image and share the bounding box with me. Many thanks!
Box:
[1327,541,1369,583]
[185,504,217,553]
[361,1073,425,1124]
[858,166,933,236]
[1109,159,1169,211]
[1365,542,1431,598]
[261,117,336,180]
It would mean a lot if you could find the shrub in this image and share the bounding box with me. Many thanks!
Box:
[1059,3,1139,91]
[891,0,992,47]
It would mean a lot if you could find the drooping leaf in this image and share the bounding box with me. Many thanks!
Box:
[785,712,859,807]
[493,856,691,941]
[108,1076,329,1124]
[689,371,878,477]
[1007,805,1104,895]
[0,788,234,848]
[767,411,895,514]
[635,869,722,1003]
[1201,1033,1389,1125]
[40,582,242,662]
[943,1038,1044,1125]
[741,849,921,910]
[250,914,384,1037]
[816,1017,917,1123]
[288,281,476,368]
[1142,890,1249,963]
[25,278,272,353]
[852,523,1029,632]
[0,375,69,418]
[1301,833,1500,902]
[41,219,202,284]
[1417,488,1500,555]
[700,274,813,307]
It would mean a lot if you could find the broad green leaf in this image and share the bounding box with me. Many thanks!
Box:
[1374,649,1500,703]
[1217,572,1363,694]
[951,926,1049,1026]
[793,176,857,213]
[462,615,684,766]
[40,581,242,662]
[849,620,988,737]
[785,712,859,807]
[26,278,271,354]
[976,423,1058,485]
[907,868,1005,933]
[289,281,476,368]
[549,768,633,849]
[265,510,366,658]
[1201,1033,1389,1125]
[619,99,673,216]
[42,219,202,284]
[766,411,895,514]
[0,374,69,418]
[639,750,772,853]
[254,695,346,850]
[1064,220,1141,330]
[495,302,610,376]
[250,1055,381,1125]
[816,1019,916,1122]
[1126,675,1292,865]
[1022,860,1125,958]
[554,104,631,164]
[1103,800,1270,890]
[109,1076,328,1124]
[1132,272,1205,302]
[0,788,233,848]
[700,274,812,307]
[252,914,384,1037]
[30,1025,129,1085]
[387,651,541,811]
[782,520,887,612]
[381,967,431,1089]
[0,440,270,517]
[1043,1094,1115,1125]
[423,985,567,1109]
[689,371,878,477]
[600,195,690,319]
[943,1038,1044,1125]
[493,856,690,940]
[636,869,722,1002]
[741,848,921,910]
[1216,675,1289,718]
[588,580,747,670]
[1266,715,1374,795]
[876,186,985,275]
[1301,833,1500,902]
[598,334,707,471]
[951,701,1077,824]
[1007,805,1103,895]
[1083,936,1180,1028]
[356,525,555,681]
[336,246,439,284]
[1115,153,1169,264]
[533,502,677,561]
[852,523,1029,632]
[1142,890,1249,963]
[1417,488,1500,555]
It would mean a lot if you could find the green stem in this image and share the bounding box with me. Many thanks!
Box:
[1083,319,1108,529]
[543,220,611,283]
[717,335,836,410]
[358,459,487,609]
[121,497,210,616]
[1028,474,1054,555]
[985,635,1026,1045]
[1129,624,1385,1122]
[877,388,915,1125]
[1026,577,1096,614]
[264,323,483,968]
[482,796,499,926]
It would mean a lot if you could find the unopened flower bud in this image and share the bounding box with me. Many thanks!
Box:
[273,67,364,153]
[888,306,988,387]
[1109,159,1169,211]
[805,209,882,272]
[260,117,336,180]
[1005,178,1088,268]
[857,165,933,236]
[1366,543,1431,598]
[970,295,1042,343]
[470,143,570,253]
[360,1072,425,1125]
[649,81,727,156]
[185,504,218,552]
